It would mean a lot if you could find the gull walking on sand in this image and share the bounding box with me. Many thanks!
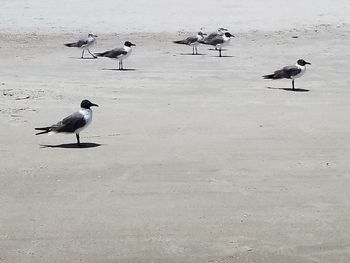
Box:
[64,33,98,59]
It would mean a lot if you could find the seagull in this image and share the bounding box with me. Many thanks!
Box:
[35,100,98,146]
[173,32,207,55]
[201,32,234,57]
[64,33,98,59]
[204,28,228,49]
[95,41,136,70]
[263,59,311,90]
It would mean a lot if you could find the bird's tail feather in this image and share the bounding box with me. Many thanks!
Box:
[263,74,276,79]
[95,52,107,57]
[64,42,78,47]
[173,40,187,45]
[35,127,52,135]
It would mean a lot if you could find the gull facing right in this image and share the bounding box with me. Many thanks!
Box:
[95,41,136,70]
[173,31,207,55]
[64,33,98,59]
[263,59,311,90]
[35,99,98,146]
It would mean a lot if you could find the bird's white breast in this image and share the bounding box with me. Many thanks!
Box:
[217,35,231,48]
[82,37,96,49]
[75,108,92,133]
[292,65,306,79]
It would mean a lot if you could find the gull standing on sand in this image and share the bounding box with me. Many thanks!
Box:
[173,32,207,55]
[64,33,98,59]
[263,59,311,90]
[204,28,228,49]
[35,100,98,146]
[95,41,136,70]
[201,32,234,57]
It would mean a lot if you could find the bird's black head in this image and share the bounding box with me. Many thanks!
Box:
[297,59,311,66]
[81,99,99,109]
[124,41,136,47]
[198,31,207,36]
[218,27,228,31]
[88,33,98,37]
[224,32,234,38]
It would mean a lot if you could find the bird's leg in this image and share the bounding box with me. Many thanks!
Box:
[121,60,123,70]
[88,49,97,58]
[195,46,198,55]
[81,50,85,59]
[76,133,81,146]
[192,45,194,55]
[292,79,295,90]
[219,48,222,57]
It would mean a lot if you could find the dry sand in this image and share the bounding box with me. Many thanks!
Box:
[1,1,350,262]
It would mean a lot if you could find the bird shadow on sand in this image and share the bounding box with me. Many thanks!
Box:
[208,48,228,51]
[266,87,310,92]
[101,68,137,71]
[40,143,102,149]
[68,57,98,60]
[179,53,206,56]
[209,55,234,58]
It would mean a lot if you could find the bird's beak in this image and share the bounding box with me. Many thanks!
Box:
[91,103,99,107]
[94,35,98,37]
[131,43,136,46]
[203,33,207,35]
[306,62,311,65]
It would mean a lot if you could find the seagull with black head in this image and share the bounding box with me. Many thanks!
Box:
[201,32,234,57]
[95,41,136,70]
[35,100,98,146]
[263,59,311,90]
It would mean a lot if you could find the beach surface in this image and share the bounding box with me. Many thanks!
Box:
[1,1,350,262]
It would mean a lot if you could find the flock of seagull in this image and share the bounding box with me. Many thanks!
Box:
[35,27,311,146]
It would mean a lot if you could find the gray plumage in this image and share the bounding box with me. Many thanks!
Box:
[95,48,127,59]
[204,28,228,42]
[173,32,206,55]
[35,100,98,146]
[263,65,302,80]
[200,32,234,57]
[173,36,198,45]
[95,41,135,70]
[35,112,86,135]
[64,33,98,58]
[64,39,88,48]
[263,59,311,90]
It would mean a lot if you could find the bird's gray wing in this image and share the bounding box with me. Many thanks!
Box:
[278,65,302,78]
[185,36,198,44]
[205,36,224,46]
[64,39,89,48]
[96,48,127,58]
[76,39,89,47]
[52,112,86,133]
[205,32,218,41]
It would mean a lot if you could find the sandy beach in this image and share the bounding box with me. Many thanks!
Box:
[1,1,350,262]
